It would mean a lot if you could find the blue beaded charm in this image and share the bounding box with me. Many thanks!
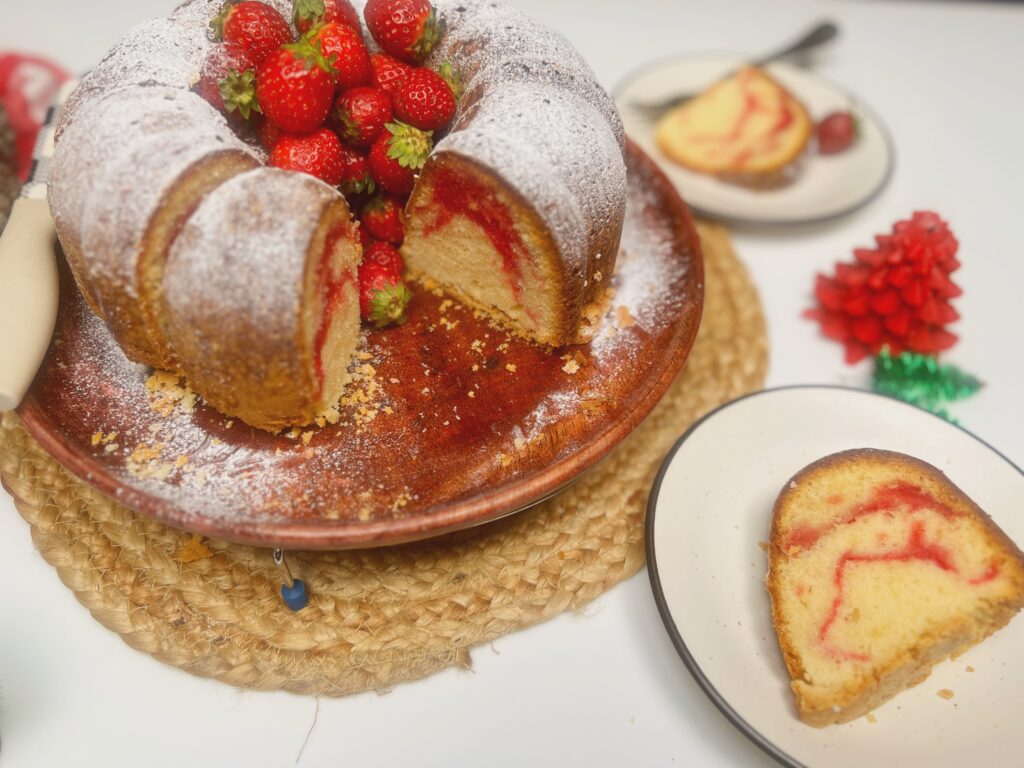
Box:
[280,578,309,611]
[273,548,309,612]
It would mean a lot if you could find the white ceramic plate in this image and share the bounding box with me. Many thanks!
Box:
[614,57,894,225]
[647,387,1024,768]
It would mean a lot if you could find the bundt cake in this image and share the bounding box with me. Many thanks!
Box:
[768,449,1024,726]
[163,168,360,430]
[47,0,628,430]
[49,85,260,369]
[656,66,811,185]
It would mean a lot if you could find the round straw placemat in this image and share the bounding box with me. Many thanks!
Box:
[0,220,767,696]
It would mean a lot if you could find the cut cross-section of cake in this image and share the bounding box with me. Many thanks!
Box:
[401,80,626,348]
[767,449,1024,727]
[161,168,361,432]
[656,66,811,184]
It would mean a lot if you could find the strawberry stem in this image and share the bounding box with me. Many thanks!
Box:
[370,282,412,327]
[219,69,261,119]
[385,121,433,170]
[293,0,326,27]
[285,37,337,77]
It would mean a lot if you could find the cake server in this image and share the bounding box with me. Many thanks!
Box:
[0,80,74,412]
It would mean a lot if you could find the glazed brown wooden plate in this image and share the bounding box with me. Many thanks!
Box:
[18,141,703,549]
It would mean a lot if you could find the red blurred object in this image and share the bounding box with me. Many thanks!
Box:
[805,211,962,364]
[0,52,70,180]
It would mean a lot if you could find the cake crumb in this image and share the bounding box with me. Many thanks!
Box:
[472,364,480,372]
[91,431,103,446]
[301,431,314,445]
[506,363,517,372]
[562,359,580,375]
[285,427,301,440]
[211,437,222,446]
[468,391,475,398]
[104,443,119,453]
[177,534,213,563]
[145,371,196,417]
[470,339,484,353]
[593,270,603,282]
[865,713,877,724]
[391,490,412,512]
[616,305,637,328]
[356,351,373,361]
[937,689,955,700]
[497,453,512,467]
[966,665,975,672]
[757,541,769,552]
[175,455,189,468]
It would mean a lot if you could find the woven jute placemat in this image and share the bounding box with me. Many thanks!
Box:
[0,221,767,696]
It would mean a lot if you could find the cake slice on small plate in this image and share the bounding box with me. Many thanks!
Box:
[655,65,811,186]
[767,449,1024,726]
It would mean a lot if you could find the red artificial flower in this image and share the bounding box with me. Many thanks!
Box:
[805,211,962,364]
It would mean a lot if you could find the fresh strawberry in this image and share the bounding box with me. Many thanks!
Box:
[334,86,392,146]
[197,43,260,119]
[367,120,431,194]
[256,39,337,133]
[392,67,455,131]
[361,194,404,244]
[362,240,406,273]
[339,143,375,195]
[209,1,292,67]
[816,111,858,155]
[293,0,360,34]
[369,53,413,99]
[363,0,444,63]
[308,22,371,91]
[359,260,411,326]
[269,127,347,185]
[256,115,283,150]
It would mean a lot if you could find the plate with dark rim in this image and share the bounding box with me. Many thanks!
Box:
[614,56,894,225]
[647,386,1024,768]
[18,140,703,550]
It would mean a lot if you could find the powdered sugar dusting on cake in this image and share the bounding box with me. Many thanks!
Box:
[164,167,342,346]
[57,17,213,140]
[429,0,624,147]
[50,86,256,296]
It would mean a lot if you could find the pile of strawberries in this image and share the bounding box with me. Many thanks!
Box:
[198,0,460,326]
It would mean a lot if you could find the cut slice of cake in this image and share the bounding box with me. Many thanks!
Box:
[655,66,811,184]
[767,449,1024,727]
[162,168,361,432]
[400,82,626,348]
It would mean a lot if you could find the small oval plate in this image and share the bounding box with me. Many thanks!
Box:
[615,56,894,225]
[648,386,1024,767]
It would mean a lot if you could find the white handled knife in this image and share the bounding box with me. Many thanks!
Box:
[0,80,75,412]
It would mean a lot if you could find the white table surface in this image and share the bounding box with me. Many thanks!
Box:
[2,1,1023,766]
